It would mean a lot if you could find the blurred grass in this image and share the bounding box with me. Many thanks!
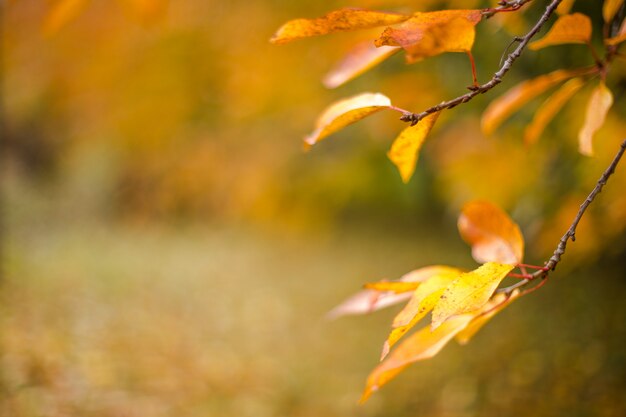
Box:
[2,176,626,417]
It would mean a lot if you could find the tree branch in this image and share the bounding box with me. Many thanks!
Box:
[400,0,562,126]
[498,138,626,294]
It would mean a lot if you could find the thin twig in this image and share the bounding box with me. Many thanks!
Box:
[482,0,534,19]
[541,138,626,272]
[498,138,626,294]
[400,0,562,125]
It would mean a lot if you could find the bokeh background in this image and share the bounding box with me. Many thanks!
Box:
[2,1,626,416]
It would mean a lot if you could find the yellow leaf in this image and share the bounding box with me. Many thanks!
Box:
[529,13,592,50]
[524,78,585,145]
[304,93,391,146]
[270,8,409,44]
[603,0,625,23]
[388,112,440,183]
[431,262,514,330]
[458,200,524,265]
[556,0,576,15]
[323,42,400,89]
[360,314,473,403]
[381,267,462,359]
[365,265,462,293]
[375,10,482,63]
[327,265,450,319]
[579,82,613,156]
[364,281,422,293]
[481,68,584,135]
[42,0,89,35]
[455,290,520,345]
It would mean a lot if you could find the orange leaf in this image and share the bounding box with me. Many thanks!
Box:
[431,262,514,330]
[388,112,440,183]
[360,314,473,403]
[579,81,613,156]
[42,0,89,35]
[529,13,592,50]
[323,41,400,89]
[374,10,482,63]
[524,78,585,146]
[381,267,462,359]
[455,290,520,345]
[458,200,524,265]
[304,93,391,146]
[603,0,625,23]
[556,0,576,15]
[327,265,453,319]
[481,68,584,135]
[270,8,409,44]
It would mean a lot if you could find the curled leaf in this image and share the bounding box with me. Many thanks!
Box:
[455,290,520,345]
[388,111,440,183]
[431,262,514,330]
[458,200,524,265]
[603,0,625,23]
[529,13,592,50]
[360,315,473,403]
[375,10,482,63]
[304,92,391,146]
[481,68,585,135]
[382,267,462,359]
[524,78,585,146]
[270,8,409,44]
[327,265,453,319]
[323,42,400,89]
[579,81,613,156]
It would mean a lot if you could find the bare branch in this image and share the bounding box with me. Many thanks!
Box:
[498,138,626,294]
[400,0,562,126]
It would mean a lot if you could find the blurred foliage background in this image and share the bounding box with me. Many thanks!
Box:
[2,0,626,416]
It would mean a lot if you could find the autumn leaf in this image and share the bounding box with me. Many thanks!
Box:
[42,0,89,35]
[374,10,482,63]
[431,262,514,330]
[327,265,454,319]
[524,78,585,146]
[529,13,592,50]
[360,314,473,403]
[579,81,613,156]
[388,112,440,183]
[323,41,400,89]
[556,0,576,15]
[455,290,520,345]
[364,281,422,293]
[381,267,462,359]
[603,0,625,23]
[458,200,524,265]
[481,68,586,135]
[304,93,391,146]
[270,8,409,44]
